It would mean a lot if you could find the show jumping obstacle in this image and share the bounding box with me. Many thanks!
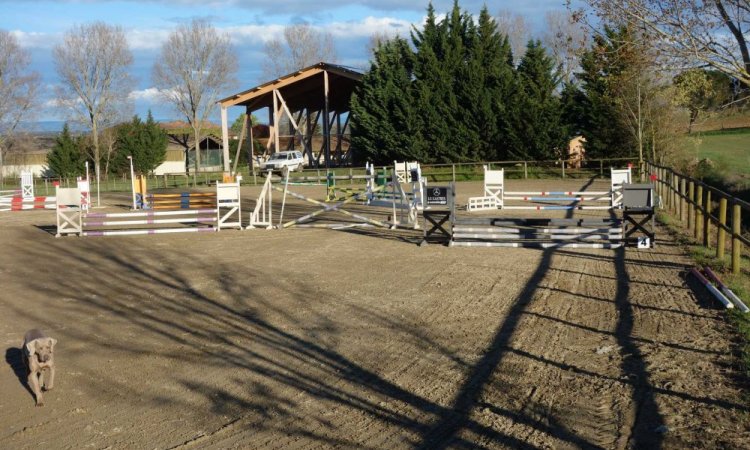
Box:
[145,192,217,210]
[249,168,409,230]
[468,166,632,211]
[451,217,624,249]
[0,171,56,212]
[132,175,218,210]
[56,181,242,237]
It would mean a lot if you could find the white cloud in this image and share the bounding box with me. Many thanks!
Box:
[226,23,286,44]
[326,16,414,39]
[128,87,164,101]
[10,30,60,49]
[126,28,171,50]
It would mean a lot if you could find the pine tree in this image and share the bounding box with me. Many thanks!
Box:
[114,111,168,175]
[576,26,639,158]
[463,7,516,161]
[351,37,422,164]
[46,123,84,180]
[141,111,168,172]
[505,40,566,160]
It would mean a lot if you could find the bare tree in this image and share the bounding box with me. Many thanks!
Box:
[542,10,588,85]
[0,30,38,178]
[495,10,530,66]
[581,0,750,88]
[261,23,337,80]
[53,22,133,204]
[153,19,237,185]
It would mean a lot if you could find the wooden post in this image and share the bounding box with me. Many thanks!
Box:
[524,161,528,179]
[732,204,741,274]
[220,106,230,173]
[599,159,603,177]
[695,184,703,240]
[703,189,711,247]
[452,164,456,183]
[562,160,566,179]
[672,173,678,215]
[717,198,727,260]
[272,94,280,155]
[688,181,694,231]
[680,177,686,223]
[322,70,331,169]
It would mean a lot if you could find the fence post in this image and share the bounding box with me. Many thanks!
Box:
[688,181,694,231]
[524,161,528,179]
[600,159,603,177]
[717,198,727,261]
[695,184,703,240]
[672,173,678,215]
[732,203,741,274]
[680,177,686,223]
[452,164,456,183]
[703,189,711,247]
[562,160,566,179]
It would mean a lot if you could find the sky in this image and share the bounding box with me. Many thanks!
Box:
[0,0,577,128]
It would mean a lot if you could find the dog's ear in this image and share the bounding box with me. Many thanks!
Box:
[25,340,37,356]
[49,338,57,350]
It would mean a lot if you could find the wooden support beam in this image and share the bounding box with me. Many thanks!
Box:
[221,106,230,172]
[322,70,331,168]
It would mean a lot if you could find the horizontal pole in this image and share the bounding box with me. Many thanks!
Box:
[505,191,609,196]
[83,227,216,236]
[502,205,613,210]
[85,209,217,218]
[452,227,622,234]
[84,217,216,226]
[453,233,622,240]
[504,196,609,202]
[454,218,622,226]
[147,193,216,198]
[450,241,622,249]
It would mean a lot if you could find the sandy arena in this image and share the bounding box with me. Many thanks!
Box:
[0,178,747,449]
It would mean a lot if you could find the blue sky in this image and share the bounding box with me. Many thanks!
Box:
[0,0,577,127]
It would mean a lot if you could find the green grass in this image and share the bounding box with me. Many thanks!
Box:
[693,129,750,178]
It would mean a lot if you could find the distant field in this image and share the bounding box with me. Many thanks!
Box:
[693,129,750,178]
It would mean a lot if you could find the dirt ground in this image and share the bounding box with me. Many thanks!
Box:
[0,178,747,449]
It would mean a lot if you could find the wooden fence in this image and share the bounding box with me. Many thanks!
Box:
[647,161,748,274]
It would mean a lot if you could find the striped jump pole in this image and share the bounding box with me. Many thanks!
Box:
[145,192,217,209]
[503,196,610,202]
[0,196,56,211]
[85,209,217,218]
[504,191,609,196]
[501,205,614,210]
[83,227,216,237]
[80,208,219,237]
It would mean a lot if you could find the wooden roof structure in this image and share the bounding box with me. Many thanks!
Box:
[218,62,363,172]
[219,62,362,112]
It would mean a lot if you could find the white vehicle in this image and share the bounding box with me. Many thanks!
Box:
[260,151,305,173]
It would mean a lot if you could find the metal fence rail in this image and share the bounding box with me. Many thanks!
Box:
[647,161,748,274]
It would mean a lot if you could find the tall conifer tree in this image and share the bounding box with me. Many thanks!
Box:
[351,38,421,164]
[505,40,566,160]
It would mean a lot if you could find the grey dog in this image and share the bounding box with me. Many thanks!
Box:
[22,329,57,407]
